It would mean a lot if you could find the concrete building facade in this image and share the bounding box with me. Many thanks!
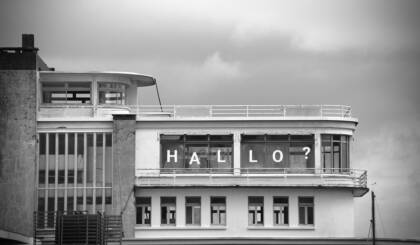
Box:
[6,35,410,245]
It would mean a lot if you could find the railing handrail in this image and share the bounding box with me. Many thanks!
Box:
[127,104,353,119]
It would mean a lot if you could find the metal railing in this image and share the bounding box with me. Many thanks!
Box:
[136,168,367,188]
[129,105,352,119]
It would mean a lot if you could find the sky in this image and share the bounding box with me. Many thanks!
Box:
[1,0,420,239]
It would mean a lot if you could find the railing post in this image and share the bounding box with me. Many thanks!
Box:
[209,105,213,117]
[246,105,249,117]
[173,105,176,119]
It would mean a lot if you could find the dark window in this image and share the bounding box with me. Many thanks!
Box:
[211,197,226,225]
[273,197,289,225]
[248,196,264,225]
[186,197,201,225]
[298,197,314,225]
[136,197,151,225]
[161,197,176,225]
[241,135,314,170]
[161,135,233,170]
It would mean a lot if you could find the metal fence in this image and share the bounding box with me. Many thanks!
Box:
[129,105,352,119]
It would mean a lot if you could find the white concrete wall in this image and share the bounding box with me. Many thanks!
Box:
[134,188,354,238]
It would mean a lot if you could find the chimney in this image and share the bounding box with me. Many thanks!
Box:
[22,34,35,49]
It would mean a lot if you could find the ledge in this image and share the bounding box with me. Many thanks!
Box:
[135,226,227,231]
[247,226,315,230]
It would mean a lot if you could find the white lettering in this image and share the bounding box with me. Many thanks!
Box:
[217,150,226,163]
[249,150,258,163]
[189,152,200,165]
[272,150,283,163]
[166,150,177,163]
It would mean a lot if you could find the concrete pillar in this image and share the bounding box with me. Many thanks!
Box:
[201,195,210,227]
[113,114,136,238]
[233,133,241,175]
[289,195,299,227]
[151,195,160,228]
[314,133,321,170]
[264,194,273,227]
[0,70,37,238]
[177,195,185,226]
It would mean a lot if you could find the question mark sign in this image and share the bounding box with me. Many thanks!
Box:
[302,147,311,159]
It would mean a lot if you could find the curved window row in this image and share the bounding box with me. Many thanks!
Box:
[41,81,127,105]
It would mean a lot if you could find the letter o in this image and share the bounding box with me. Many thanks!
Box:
[272,150,283,163]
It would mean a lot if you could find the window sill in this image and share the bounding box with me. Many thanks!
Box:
[135,226,227,231]
[247,226,315,230]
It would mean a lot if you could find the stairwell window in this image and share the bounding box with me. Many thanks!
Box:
[248,196,264,225]
[136,197,151,225]
[186,197,201,225]
[161,197,176,225]
[298,197,314,225]
[273,197,289,225]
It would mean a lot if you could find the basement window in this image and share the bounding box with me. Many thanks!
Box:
[42,82,91,104]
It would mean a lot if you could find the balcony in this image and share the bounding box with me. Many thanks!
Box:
[38,104,357,121]
[135,168,368,197]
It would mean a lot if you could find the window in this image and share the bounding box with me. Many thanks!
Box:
[37,132,112,214]
[161,197,176,225]
[42,82,91,104]
[241,135,314,171]
[248,196,264,225]
[321,135,349,172]
[98,82,127,105]
[186,197,201,225]
[160,135,233,170]
[136,197,151,225]
[211,197,226,225]
[298,197,314,225]
[273,197,288,225]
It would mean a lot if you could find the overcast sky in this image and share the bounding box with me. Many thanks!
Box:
[1,0,420,239]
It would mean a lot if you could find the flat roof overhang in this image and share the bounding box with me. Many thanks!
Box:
[40,71,156,87]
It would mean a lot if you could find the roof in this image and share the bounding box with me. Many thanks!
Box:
[40,71,156,87]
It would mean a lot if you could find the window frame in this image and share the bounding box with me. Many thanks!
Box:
[136,197,152,226]
[298,196,314,226]
[97,82,127,105]
[248,196,264,226]
[321,134,350,172]
[273,196,289,226]
[185,196,201,226]
[160,197,176,226]
[210,196,226,226]
[41,81,92,105]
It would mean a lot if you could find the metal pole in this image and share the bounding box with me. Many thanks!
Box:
[371,191,376,245]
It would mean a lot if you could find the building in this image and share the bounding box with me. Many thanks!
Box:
[0,35,377,244]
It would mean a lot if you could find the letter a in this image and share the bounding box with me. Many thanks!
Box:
[249,150,258,163]
[167,150,177,163]
[189,152,200,165]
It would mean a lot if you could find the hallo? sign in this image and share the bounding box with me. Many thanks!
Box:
[166,147,311,165]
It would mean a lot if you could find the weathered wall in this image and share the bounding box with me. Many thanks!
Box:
[134,188,354,238]
[113,114,136,238]
[0,70,37,237]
